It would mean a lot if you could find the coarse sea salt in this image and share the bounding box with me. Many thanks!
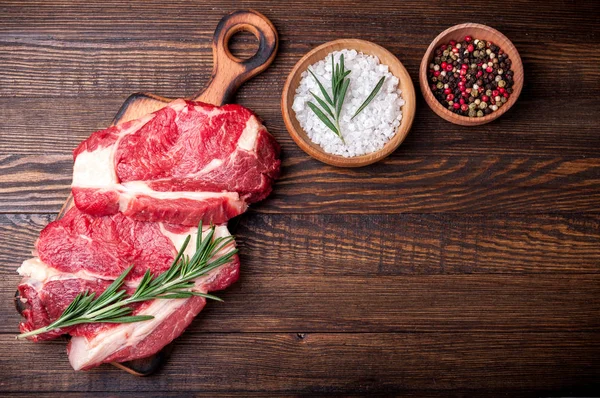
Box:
[292,49,405,158]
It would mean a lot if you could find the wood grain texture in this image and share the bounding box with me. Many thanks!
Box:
[4,272,600,334]
[1,154,599,214]
[1,97,599,157]
[3,213,600,276]
[1,0,599,394]
[2,215,599,335]
[0,333,598,393]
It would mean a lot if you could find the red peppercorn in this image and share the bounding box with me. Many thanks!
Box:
[431,84,437,91]
[446,93,454,101]
[503,92,510,98]
[460,69,467,76]
[441,61,447,69]
[459,98,465,105]
[445,64,453,72]
[453,102,460,109]
[452,47,459,53]
[461,103,469,112]
[449,40,456,46]
[462,91,469,97]
[492,90,500,97]
[434,70,441,77]
[498,87,505,93]
[486,66,493,73]
[444,88,452,95]
[481,95,489,102]
[490,99,496,105]
[441,45,447,50]
[467,44,474,52]
[466,88,472,93]
[465,35,472,42]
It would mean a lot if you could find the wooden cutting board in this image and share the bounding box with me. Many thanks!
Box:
[15,9,278,376]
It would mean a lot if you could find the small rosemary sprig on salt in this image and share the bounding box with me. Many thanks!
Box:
[17,223,237,340]
[307,54,350,144]
[306,53,386,143]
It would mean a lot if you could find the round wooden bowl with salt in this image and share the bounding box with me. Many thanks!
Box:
[281,39,416,168]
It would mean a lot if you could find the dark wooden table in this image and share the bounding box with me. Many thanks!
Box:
[1,1,599,396]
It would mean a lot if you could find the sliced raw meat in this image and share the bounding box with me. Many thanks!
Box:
[72,99,280,226]
[17,207,239,370]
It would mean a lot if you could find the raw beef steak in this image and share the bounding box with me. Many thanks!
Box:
[72,99,280,226]
[17,207,239,370]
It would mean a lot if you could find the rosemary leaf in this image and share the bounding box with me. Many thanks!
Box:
[308,69,333,106]
[191,292,224,302]
[352,76,385,120]
[99,316,155,324]
[307,102,339,135]
[309,91,335,119]
[336,78,351,118]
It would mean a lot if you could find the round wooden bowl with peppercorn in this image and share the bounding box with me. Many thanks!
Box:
[419,23,523,126]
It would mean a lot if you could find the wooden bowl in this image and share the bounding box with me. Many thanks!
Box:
[419,23,523,126]
[281,39,416,167]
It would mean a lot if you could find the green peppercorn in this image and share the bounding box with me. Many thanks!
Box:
[471,89,479,97]
[501,96,507,103]
[486,89,492,96]
[479,102,488,109]
[468,109,476,117]
[477,110,484,117]
[477,41,485,49]
[469,102,477,110]
[498,80,506,87]
[437,82,444,89]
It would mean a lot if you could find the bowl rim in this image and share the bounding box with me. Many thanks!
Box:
[281,38,416,167]
[419,23,523,126]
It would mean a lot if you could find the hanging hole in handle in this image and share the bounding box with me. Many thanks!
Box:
[227,29,260,61]
[224,23,261,63]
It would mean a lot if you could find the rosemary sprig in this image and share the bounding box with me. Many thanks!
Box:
[306,54,387,141]
[352,76,385,120]
[307,54,349,144]
[17,223,237,340]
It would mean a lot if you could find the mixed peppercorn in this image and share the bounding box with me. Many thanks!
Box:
[427,36,514,117]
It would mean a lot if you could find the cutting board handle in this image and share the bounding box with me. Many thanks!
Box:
[194,9,278,105]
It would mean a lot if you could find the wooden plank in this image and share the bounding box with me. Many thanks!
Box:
[2,97,599,158]
[1,154,599,214]
[2,37,598,98]
[4,271,600,334]
[0,1,597,99]
[3,213,599,277]
[1,332,598,393]
[5,392,599,398]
